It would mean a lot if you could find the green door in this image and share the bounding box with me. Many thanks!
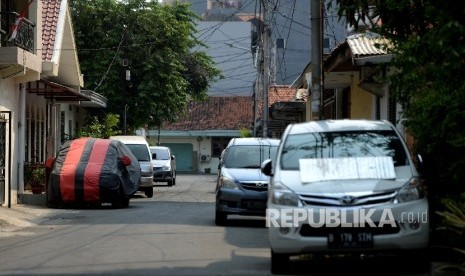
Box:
[163,143,193,172]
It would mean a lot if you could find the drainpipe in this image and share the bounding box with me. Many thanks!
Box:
[18,83,26,195]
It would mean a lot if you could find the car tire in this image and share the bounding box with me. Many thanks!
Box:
[172,171,176,185]
[215,210,227,226]
[145,188,153,198]
[119,197,130,208]
[398,249,430,274]
[271,250,289,275]
[112,185,129,209]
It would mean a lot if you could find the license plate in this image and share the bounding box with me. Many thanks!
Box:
[244,201,266,210]
[327,232,373,249]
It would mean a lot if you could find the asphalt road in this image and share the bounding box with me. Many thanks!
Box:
[0,174,438,275]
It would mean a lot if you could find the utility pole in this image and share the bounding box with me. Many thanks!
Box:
[122,26,129,134]
[262,0,269,137]
[310,0,323,121]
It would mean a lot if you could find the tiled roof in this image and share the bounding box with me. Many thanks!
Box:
[162,96,254,131]
[347,32,392,57]
[42,0,61,62]
[257,85,298,117]
[268,85,296,105]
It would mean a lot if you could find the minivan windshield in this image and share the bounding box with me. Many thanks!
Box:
[224,145,278,169]
[125,144,151,162]
[151,148,170,160]
[281,130,408,170]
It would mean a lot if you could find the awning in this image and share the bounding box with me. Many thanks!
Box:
[26,79,92,102]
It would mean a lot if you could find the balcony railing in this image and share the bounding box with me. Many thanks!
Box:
[1,12,35,52]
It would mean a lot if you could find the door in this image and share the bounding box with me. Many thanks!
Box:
[164,143,193,172]
[0,111,10,204]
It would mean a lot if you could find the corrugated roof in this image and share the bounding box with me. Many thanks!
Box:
[347,32,392,57]
[42,0,61,62]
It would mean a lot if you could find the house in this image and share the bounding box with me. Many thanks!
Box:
[147,96,253,174]
[290,32,405,132]
[255,84,304,138]
[0,0,106,207]
[146,87,305,174]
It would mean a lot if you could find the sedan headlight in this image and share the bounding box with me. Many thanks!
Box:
[271,182,301,206]
[396,177,425,202]
[220,176,239,190]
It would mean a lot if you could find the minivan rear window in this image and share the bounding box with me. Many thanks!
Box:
[125,144,151,162]
[280,130,408,170]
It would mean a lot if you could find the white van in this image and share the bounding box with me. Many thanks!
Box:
[110,136,154,198]
[149,146,176,186]
[261,120,430,274]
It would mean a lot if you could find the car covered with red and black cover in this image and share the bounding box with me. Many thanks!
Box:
[47,137,141,208]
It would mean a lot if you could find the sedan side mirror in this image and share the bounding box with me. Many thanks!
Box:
[261,159,273,176]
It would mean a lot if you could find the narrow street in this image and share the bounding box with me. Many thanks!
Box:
[0,174,434,275]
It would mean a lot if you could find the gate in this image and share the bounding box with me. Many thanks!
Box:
[0,111,11,205]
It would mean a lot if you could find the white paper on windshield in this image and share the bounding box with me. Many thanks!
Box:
[299,156,396,183]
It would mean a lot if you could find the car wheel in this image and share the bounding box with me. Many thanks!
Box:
[119,197,130,208]
[398,249,430,273]
[215,210,227,225]
[172,171,176,185]
[271,250,289,274]
[111,185,129,209]
[145,188,153,198]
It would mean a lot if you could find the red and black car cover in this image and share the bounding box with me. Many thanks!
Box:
[47,137,141,206]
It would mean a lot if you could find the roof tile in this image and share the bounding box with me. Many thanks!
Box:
[163,96,254,131]
[42,0,62,62]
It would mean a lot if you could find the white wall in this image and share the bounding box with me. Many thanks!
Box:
[0,80,20,205]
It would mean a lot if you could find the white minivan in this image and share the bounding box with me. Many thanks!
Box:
[261,120,430,274]
[110,136,154,198]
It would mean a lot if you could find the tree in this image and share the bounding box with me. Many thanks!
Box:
[331,1,465,197]
[75,113,122,139]
[69,0,222,131]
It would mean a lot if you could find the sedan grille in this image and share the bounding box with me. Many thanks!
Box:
[299,190,397,207]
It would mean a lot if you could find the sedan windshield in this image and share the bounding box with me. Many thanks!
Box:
[281,130,408,170]
[224,145,278,169]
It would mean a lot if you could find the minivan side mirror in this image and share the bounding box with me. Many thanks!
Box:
[152,153,157,160]
[261,159,273,176]
[416,154,424,173]
[171,155,175,160]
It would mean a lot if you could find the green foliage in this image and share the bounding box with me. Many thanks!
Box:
[437,196,465,233]
[435,194,465,265]
[333,0,465,197]
[69,0,222,129]
[239,127,252,138]
[75,113,122,138]
[24,165,45,188]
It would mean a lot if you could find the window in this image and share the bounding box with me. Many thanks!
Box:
[125,144,150,162]
[281,130,408,170]
[224,145,278,169]
[211,137,231,158]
